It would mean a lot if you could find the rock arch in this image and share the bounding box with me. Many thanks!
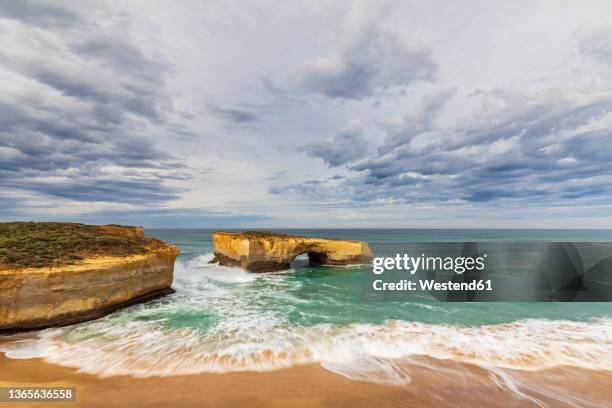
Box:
[210,231,373,272]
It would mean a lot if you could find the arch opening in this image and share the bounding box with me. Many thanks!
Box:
[290,253,309,269]
[307,251,328,265]
[289,251,329,268]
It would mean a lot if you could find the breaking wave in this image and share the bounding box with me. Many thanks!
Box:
[2,317,611,383]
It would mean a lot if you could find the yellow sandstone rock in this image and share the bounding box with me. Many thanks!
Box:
[0,226,179,332]
[210,231,373,272]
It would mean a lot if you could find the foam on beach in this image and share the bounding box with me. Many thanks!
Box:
[2,315,611,381]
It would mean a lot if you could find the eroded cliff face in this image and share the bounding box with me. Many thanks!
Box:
[210,231,372,272]
[0,226,179,332]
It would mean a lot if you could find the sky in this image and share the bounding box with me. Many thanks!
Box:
[1,0,612,228]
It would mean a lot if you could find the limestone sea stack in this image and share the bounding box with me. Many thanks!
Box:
[210,231,373,272]
[0,222,179,332]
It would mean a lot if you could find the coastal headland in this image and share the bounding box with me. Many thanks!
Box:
[0,222,179,332]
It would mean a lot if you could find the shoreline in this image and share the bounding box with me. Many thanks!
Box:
[2,353,612,407]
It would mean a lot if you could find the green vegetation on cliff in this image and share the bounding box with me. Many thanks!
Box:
[0,222,165,269]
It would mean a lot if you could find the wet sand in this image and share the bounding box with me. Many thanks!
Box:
[1,353,611,408]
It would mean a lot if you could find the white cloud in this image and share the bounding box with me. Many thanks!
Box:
[2,0,612,227]
[295,23,436,99]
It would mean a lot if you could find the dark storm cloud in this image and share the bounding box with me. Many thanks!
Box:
[207,103,261,124]
[297,25,437,100]
[73,38,168,77]
[31,67,166,123]
[274,89,612,207]
[0,0,80,27]
[0,177,184,204]
[0,1,186,205]
[377,90,454,154]
[297,126,369,167]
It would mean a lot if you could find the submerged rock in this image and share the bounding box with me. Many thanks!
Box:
[209,231,372,272]
[0,223,179,332]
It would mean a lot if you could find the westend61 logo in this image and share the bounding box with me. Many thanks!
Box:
[372,253,487,275]
[363,242,612,301]
[369,252,492,295]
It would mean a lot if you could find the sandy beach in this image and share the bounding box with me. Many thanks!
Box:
[1,353,611,408]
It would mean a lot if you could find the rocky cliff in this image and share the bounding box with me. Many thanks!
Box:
[0,223,179,332]
[210,231,372,272]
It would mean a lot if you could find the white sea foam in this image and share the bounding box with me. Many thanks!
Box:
[2,255,611,387]
[177,254,256,284]
[2,317,611,383]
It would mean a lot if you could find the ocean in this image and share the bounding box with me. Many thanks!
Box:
[2,229,612,397]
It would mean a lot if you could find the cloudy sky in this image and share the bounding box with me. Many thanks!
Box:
[1,0,612,228]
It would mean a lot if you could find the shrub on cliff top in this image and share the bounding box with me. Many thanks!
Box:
[0,222,165,269]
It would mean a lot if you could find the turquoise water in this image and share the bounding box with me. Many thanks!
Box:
[3,229,611,381]
[151,229,612,327]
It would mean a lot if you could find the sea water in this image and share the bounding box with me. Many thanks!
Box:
[2,229,612,385]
